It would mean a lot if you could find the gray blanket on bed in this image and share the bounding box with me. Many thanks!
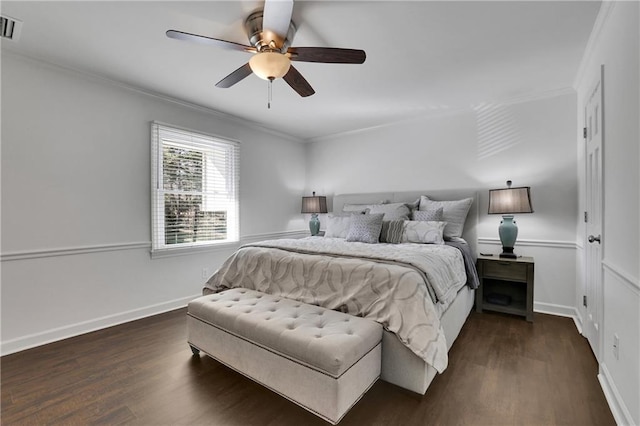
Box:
[445,238,479,290]
[204,237,471,373]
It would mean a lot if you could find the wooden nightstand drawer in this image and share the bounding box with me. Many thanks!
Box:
[483,260,528,281]
[476,255,534,321]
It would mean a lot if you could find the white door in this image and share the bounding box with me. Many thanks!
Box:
[584,66,604,361]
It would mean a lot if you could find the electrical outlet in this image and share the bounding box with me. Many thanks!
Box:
[613,333,619,360]
[201,268,209,279]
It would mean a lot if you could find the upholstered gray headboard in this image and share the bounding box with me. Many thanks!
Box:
[332,189,479,259]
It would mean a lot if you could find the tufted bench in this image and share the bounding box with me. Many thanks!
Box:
[187,288,383,424]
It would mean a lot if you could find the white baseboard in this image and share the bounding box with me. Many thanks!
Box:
[536,304,635,425]
[0,230,309,356]
[534,302,583,333]
[534,301,577,317]
[0,294,199,356]
[599,363,635,426]
[573,309,584,335]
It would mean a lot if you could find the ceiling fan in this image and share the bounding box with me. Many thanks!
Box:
[166,0,366,99]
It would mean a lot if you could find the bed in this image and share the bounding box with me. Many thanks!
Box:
[203,189,479,394]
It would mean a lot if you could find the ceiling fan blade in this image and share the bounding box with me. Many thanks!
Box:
[288,47,366,64]
[283,65,315,97]
[166,30,256,53]
[262,0,294,44]
[215,63,253,88]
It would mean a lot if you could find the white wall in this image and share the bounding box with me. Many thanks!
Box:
[575,2,639,424]
[307,92,579,314]
[0,52,307,354]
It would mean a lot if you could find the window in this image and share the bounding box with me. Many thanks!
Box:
[151,122,239,253]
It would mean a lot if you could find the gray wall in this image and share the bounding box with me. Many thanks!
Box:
[306,93,579,314]
[1,53,307,353]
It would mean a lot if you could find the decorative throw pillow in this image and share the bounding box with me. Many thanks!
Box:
[325,213,358,238]
[419,196,473,239]
[412,207,444,222]
[346,213,384,244]
[402,221,447,244]
[379,220,406,244]
[368,202,411,221]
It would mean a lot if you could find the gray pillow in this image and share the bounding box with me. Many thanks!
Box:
[342,203,381,213]
[368,202,411,220]
[380,220,406,244]
[346,213,384,244]
[413,207,443,222]
[419,196,473,238]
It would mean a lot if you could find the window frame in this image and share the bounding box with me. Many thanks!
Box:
[150,121,240,256]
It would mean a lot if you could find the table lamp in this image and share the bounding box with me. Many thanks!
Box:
[488,180,533,258]
[301,192,327,236]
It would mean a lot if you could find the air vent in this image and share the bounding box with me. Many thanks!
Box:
[1,15,23,41]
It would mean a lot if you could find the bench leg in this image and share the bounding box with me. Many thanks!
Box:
[189,344,200,356]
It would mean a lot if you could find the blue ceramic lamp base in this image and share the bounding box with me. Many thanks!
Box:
[309,213,321,236]
[498,215,518,259]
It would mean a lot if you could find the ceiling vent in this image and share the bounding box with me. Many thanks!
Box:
[1,15,23,41]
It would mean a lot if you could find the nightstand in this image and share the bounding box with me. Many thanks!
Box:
[475,255,534,322]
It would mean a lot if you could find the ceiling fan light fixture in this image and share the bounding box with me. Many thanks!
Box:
[249,52,291,80]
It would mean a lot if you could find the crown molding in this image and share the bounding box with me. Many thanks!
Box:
[306,87,576,144]
[2,50,301,143]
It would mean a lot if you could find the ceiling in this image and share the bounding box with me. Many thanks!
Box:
[1,1,601,141]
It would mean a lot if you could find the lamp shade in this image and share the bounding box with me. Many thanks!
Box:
[301,194,328,214]
[249,52,291,80]
[488,186,533,214]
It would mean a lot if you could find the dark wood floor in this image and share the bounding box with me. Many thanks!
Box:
[2,309,615,425]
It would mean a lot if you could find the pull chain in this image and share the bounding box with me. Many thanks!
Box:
[268,78,273,109]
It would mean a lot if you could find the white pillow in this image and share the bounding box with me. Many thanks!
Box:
[419,196,473,239]
[324,213,355,238]
[402,221,446,244]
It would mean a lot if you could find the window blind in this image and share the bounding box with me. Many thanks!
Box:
[151,122,240,252]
